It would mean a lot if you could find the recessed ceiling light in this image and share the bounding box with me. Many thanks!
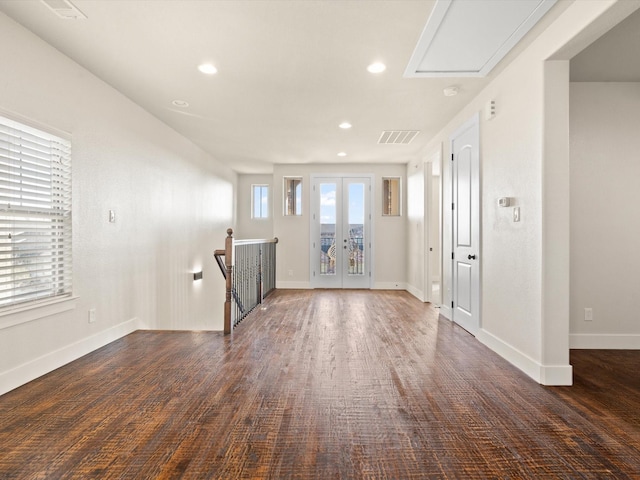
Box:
[339,122,352,129]
[198,63,218,75]
[367,62,386,74]
[337,152,347,157]
[443,86,459,97]
[172,100,189,108]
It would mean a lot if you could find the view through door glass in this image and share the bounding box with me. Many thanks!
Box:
[320,181,338,277]
[312,176,370,289]
[346,181,365,277]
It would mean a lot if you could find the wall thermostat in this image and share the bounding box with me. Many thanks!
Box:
[498,197,511,207]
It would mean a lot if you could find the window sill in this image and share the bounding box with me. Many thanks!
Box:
[0,296,79,331]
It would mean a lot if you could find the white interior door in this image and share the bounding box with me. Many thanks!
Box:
[311,176,371,289]
[451,114,480,335]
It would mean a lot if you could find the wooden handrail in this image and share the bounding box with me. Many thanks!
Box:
[234,237,279,246]
[213,249,226,279]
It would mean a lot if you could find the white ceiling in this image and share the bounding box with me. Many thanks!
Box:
[0,0,568,173]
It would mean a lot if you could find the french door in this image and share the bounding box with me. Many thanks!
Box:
[310,175,372,288]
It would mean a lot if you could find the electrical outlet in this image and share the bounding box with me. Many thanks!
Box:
[584,308,593,321]
[88,308,96,323]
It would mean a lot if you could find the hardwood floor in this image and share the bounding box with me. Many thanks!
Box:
[0,289,638,479]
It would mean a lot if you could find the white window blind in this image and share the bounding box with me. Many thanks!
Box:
[0,115,72,308]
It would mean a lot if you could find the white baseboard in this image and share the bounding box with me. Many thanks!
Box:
[276,281,311,289]
[0,317,141,396]
[540,364,573,386]
[405,284,424,302]
[570,333,640,349]
[477,329,572,386]
[439,304,452,320]
[373,282,406,290]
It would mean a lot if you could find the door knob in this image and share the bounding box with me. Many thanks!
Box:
[468,254,476,260]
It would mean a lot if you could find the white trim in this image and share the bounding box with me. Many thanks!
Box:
[276,281,311,289]
[477,329,572,386]
[0,317,141,396]
[439,304,452,320]
[403,0,453,77]
[424,149,443,305]
[404,0,557,78]
[0,106,71,141]
[405,283,425,302]
[540,364,573,386]
[0,296,78,330]
[570,333,640,350]
[251,184,270,219]
[372,282,405,290]
[477,329,539,380]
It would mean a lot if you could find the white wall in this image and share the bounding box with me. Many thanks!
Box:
[235,174,274,240]
[570,82,640,349]
[413,0,634,385]
[0,13,236,395]
[271,163,406,289]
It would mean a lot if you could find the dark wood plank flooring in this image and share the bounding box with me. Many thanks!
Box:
[0,289,639,479]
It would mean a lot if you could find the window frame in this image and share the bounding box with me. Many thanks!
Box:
[283,177,302,216]
[251,184,269,219]
[382,177,402,216]
[0,113,73,311]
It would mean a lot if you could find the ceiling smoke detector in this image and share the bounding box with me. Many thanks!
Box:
[378,130,419,145]
[41,0,87,19]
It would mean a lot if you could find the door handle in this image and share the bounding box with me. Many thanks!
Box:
[468,254,477,260]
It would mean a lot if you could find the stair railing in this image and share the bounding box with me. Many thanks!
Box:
[214,228,278,334]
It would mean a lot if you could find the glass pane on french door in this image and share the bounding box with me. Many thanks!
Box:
[319,182,338,277]
[346,181,364,276]
[312,176,370,289]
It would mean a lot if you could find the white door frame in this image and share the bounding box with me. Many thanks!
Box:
[425,148,442,305]
[450,113,481,335]
[310,174,374,289]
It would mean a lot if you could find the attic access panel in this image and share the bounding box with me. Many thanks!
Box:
[405,0,557,78]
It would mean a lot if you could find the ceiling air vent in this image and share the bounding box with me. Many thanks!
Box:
[378,130,419,145]
[41,0,87,19]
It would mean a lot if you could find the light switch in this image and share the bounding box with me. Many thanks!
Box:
[485,100,496,120]
[109,210,115,223]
